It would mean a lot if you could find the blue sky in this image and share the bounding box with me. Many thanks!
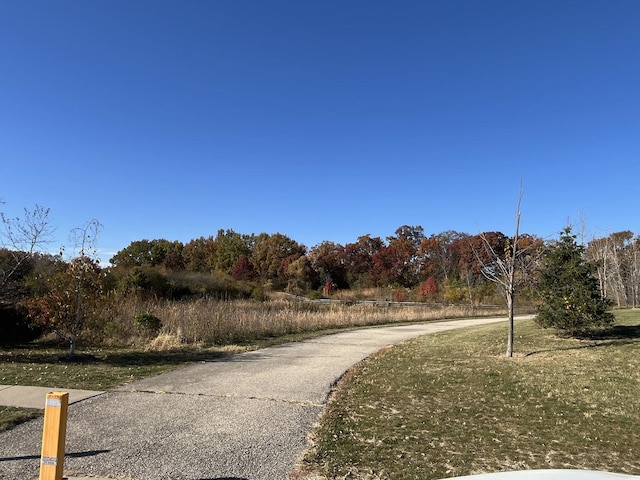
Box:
[2,1,639,263]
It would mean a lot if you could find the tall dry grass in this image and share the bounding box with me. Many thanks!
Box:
[98,296,507,348]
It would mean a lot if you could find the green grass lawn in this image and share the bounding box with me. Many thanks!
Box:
[299,310,640,479]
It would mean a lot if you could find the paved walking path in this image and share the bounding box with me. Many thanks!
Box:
[0,317,512,480]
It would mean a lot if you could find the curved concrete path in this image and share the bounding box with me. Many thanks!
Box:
[0,317,511,480]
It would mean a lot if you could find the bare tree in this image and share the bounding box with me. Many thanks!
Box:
[586,236,609,300]
[629,236,640,308]
[587,231,637,308]
[475,184,540,357]
[0,202,54,297]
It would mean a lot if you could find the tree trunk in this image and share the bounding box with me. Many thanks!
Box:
[476,181,524,358]
[465,274,475,315]
[506,288,514,357]
[69,335,76,356]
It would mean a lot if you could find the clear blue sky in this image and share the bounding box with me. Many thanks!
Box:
[2,1,639,262]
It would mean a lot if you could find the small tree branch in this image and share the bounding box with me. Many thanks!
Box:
[0,204,54,294]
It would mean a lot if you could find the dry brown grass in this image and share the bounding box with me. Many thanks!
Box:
[330,288,391,301]
[103,297,504,347]
[300,310,640,479]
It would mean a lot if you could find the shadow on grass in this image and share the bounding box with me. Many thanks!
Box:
[525,323,640,357]
[0,330,326,367]
[0,407,41,432]
[591,323,640,340]
[0,346,234,367]
[99,349,232,367]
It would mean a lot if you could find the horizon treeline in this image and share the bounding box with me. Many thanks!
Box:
[102,224,640,308]
[107,225,537,303]
[3,223,640,346]
[4,223,640,308]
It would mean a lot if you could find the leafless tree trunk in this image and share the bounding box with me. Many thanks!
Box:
[620,235,640,309]
[609,232,634,308]
[477,185,524,358]
[609,242,625,308]
[463,271,478,315]
[629,237,640,308]
[586,237,609,299]
[586,231,640,308]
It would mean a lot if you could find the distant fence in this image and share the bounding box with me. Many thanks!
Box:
[294,296,534,316]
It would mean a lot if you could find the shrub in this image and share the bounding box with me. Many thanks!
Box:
[251,285,267,301]
[134,311,163,334]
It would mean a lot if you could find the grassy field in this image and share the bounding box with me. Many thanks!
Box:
[298,309,640,479]
[101,296,496,345]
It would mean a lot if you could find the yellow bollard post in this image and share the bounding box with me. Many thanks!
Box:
[39,391,69,480]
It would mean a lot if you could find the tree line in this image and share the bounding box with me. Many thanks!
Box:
[107,225,639,308]
[107,227,549,304]
[1,202,632,351]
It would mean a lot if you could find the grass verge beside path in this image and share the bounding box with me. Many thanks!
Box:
[0,406,40,431]
[299,310,640,479]
[0,344,245,391]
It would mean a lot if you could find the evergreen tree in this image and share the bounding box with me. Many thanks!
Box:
[535,226,614,336]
